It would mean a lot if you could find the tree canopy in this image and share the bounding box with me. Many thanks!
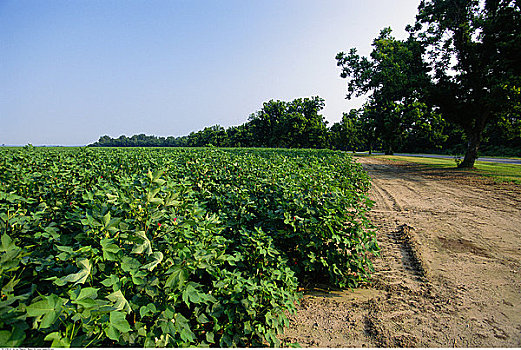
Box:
[409,0,521,166]
[336,28,437,154]
[333,0,521,164]
[90,97,329,149]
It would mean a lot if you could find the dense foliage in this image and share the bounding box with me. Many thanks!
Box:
[327,106,521,157]
[335,0,521,165]
[410,0,521,167]
[90,97,329,149]
[0,146,377,347]
[335,27,438,155]
[88,108,521,159]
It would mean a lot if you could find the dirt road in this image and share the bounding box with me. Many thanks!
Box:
[282,156,521,347]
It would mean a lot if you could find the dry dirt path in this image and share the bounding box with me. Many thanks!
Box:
[281,156,521,347]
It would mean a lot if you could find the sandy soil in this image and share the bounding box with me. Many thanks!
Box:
[281,156,521,347]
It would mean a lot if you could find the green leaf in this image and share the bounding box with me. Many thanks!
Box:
[180,327,195,343]
[101,238,121,261]
[101,239,121,253]
[287,342,303,348]
[265,329,280,347]
[244,320,252,334]
[146,169,154,181]
[220,334,233,347]
[76,287,99,300]
[71,287,100,308]
[55,245,73,253]
[131,231,152,256]
[105,325,120,341]
[0,331,11,346]
[101,274,120,288]
[149,197,164,205]
[131,269,147,285]
[0,325,26,347]
[106,193,118,202]
[0,234,18,252]
[164,266,188,290]
[121,256,141,273]
[106,289,131,314]
[137,323,147,337]
[197,313,209,323]
[56,258,91,286]
[164,191,180,207]
[2,276,20,295]
[152,169,164,182]
[173,313,195,342]
[104,217,121,232]
[146,187,161,202]
[182,283,202,306]
[110,310,131,333]
[154,333,173,347]
[205,331,215,344]
[139,303,157,318]
[141,251,163,271]
[102,212,111,227]
[44,331,71,347]
[153,178,166,186]
[26,294,65,329]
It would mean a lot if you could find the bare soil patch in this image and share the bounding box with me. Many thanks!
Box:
[281,156,521,347]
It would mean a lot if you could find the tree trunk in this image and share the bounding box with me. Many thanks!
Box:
[459,135,480,168]
[459,117,487,168]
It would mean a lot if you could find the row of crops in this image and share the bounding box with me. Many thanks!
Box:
[0,146,379,347]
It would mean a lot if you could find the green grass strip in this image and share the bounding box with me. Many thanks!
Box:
[374,155,521,184]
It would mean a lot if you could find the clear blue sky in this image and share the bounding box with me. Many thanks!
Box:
[1,0,420,145]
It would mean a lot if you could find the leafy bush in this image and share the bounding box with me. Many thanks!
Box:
[0,147,377,347]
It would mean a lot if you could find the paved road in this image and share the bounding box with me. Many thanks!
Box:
[390,153,521,165]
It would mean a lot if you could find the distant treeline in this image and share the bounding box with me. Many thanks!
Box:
[90,97,332,149]
[90,96,521,157]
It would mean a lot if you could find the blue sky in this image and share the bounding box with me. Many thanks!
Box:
[1,0,420,145]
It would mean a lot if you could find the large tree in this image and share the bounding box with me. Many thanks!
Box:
[410,0,521,167]
[329,109,364,151]
[247,96,328,148]
[336,28,432,154]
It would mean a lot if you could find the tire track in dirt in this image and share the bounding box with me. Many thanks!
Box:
[281,156,521,347]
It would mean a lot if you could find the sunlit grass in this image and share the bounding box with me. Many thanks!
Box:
[375,155,521,184]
